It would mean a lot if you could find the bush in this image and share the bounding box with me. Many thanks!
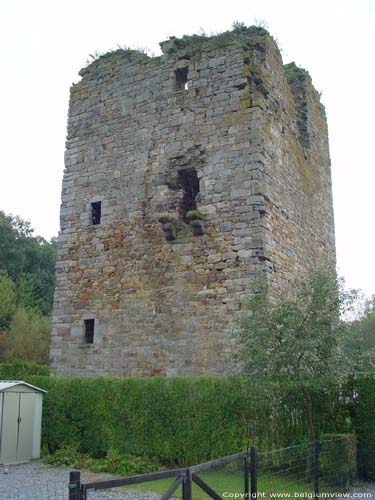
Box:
[2,308,51,363]
[320,434,356,488]
[44,447,157,475]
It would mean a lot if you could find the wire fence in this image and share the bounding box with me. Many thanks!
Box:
[257,436,356,498]
[320,436,356,490]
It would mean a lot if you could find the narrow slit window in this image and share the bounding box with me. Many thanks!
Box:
[175,67,188,91]
[177,168,200,221]
[84,319,95,344]
[91,201,101,225]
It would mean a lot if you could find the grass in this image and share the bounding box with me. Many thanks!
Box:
[122,469,317,499]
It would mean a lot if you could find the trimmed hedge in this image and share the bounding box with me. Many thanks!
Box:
[21,375,348,466]
[26,376,253,464]
[0,361,353,466]
[0,359,50,378]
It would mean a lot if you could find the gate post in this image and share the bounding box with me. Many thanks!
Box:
[250,447,257,499]
[69,470,81,500]
[313,441,320,500]
[244,451,250,498]
[182,468,192,500]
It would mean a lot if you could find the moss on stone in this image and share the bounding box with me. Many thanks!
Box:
[239,99,251,110]
[158,214,178,225]
[242,64,251,78]
[242,63,269,97]
[186,210,206,221]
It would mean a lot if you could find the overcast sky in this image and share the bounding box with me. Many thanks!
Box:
[0,0,374,296]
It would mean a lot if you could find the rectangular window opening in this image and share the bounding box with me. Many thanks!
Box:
[177,168,200,222]
[84,319,95,344]
[175,67,188,91]
[91,201,101,225]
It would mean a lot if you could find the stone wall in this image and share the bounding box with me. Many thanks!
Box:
[50,26,335,376]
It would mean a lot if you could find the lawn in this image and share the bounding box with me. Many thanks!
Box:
[122,469,317,499]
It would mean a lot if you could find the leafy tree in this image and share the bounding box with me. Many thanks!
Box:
[344,296,375,370]
[236,268,356,443]
[0,210,56,315]
[0,271,17,330]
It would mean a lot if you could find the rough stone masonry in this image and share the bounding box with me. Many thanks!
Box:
[50,26,335,376]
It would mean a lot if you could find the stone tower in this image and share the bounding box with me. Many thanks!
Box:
[50,26,335,377]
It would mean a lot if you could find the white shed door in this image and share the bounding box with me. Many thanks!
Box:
[1,393,19,464]
[17,394,35,461]
[0,393,36,463]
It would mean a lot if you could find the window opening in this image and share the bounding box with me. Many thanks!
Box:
[175,67,188,91]
[84,319,95,344]
[177,168,200,222]
[91,201,101,225]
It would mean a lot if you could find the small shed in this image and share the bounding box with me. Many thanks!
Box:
[0,380,47,465]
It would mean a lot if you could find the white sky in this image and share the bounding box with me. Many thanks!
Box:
[0,0,374,296]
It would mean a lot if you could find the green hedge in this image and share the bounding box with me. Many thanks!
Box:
[0,359,50,378]
[351,374,375,480]
[0,361,353,466]
[18,375,347,466]
[26,376,252,464]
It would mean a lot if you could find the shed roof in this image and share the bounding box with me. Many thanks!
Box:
[0,380,47,393]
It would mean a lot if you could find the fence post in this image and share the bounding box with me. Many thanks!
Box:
[313,441,320,500]
[244,451,250,498]
[182,468,192,500]
[69,470,81,500]
[250,447,257,499]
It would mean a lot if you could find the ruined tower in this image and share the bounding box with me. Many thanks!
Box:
[50,27,335,376]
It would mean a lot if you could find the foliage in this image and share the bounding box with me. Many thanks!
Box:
[253,17,269,30]
[232,20,247,31]
[344,296,375,371]
[0,359,50,378]
[320,434,356,488]
[284,62,310,83]
[137,24,271,69]
[44,447,157,476]
[235,268,356,441]
[0,271,17,330]
[0,210,56,317]
[1,308,51,364]
[81,46,151,76]
[350,374,375,480]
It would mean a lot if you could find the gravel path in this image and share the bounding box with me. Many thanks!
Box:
[0,461,163,500]
[346,485,375,499]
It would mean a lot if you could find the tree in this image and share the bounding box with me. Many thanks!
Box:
[0,210,56,315]
[236,267,356,443]
[0,271,17,330]
[344,295,375,371]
